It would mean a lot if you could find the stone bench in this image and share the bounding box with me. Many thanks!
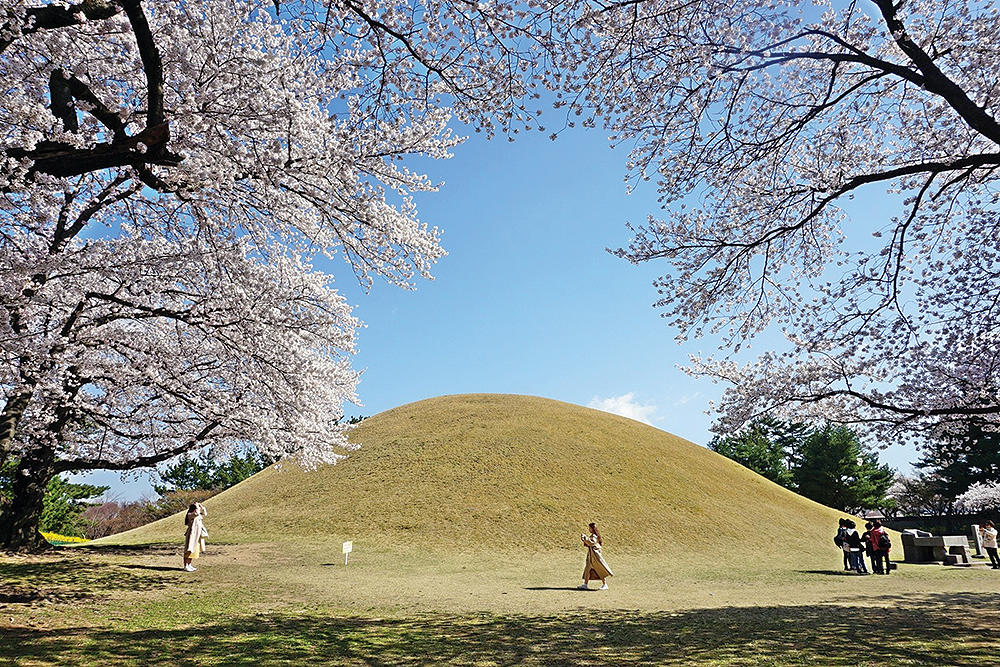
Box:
[944,552,972,566]
[900,532,972,564]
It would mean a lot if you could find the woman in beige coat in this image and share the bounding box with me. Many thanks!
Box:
[182,502,208,572]
[578,522,613,590]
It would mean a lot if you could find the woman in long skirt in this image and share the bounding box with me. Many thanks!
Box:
[183,502,208,572]
[578,522,613,590]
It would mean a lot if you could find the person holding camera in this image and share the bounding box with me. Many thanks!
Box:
[578,522,613,590]
[183,502,209,572]
[981,520,999,569]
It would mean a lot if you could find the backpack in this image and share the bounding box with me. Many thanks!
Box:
[878,532,891,550]
[833,534,843,547]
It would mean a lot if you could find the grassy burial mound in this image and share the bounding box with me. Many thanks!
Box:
[114,394,846,563]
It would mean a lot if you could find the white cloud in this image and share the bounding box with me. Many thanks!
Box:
[672,392,701,407]
[587,392,659,425]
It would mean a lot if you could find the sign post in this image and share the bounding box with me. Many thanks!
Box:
[342,540,353,566]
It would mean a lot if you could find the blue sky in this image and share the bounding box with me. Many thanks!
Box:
[78,122,918,499]
[333,127,700,432]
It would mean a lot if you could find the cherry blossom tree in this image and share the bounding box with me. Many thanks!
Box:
[0,0,564,551]
[886,473,954,517]
[956,481,1000,513]
[2,225,369,549]
[567,0,1000,443]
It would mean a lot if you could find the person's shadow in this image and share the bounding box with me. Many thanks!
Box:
[524,586,592,591]
[118,564,185,573]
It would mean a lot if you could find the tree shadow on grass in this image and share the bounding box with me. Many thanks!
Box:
[77,543,179,556]
[117,563,184,573]
[4,593,997,666]
[0,550,176,604]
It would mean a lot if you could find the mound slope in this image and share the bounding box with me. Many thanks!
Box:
[117,394,846,558]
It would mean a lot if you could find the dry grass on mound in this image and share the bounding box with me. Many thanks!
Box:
[110,394,850,569]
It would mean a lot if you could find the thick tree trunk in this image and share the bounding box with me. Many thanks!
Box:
[0,448,55,553]
[0,390,32,470]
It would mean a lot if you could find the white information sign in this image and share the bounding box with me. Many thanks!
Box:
[343,540,353,565]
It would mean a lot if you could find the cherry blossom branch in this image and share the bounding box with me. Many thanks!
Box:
[118,0,164,130]
[631,153,1000,261]
[720,44,925,90]
[784,388,1000,424]
[6,126,180,180]
[872,0,1000,146]
[51,70,129,142]
[54,419,221,472]
[340,0,468,100]
[51,176,137,254]
[0,0,120,55]
[3,0,180,184]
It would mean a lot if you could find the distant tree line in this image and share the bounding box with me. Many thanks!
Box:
[709,418,895,513]
[0,448,265,539]
[0,457,109,539]
[79,447,273,539]
[151,448,277,497]
[888,422,1000,527]
[712,416,1000,528]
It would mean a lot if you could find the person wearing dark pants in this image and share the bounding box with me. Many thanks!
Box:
[869,519,892,575]
[861,522,880,574]
[845,520,868,574]
[981,521,1000,569]
[836,518,851,571]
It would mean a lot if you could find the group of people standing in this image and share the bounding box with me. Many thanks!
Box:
[835,517,892,574]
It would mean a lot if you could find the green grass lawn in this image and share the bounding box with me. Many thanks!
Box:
[4,540,1000,666]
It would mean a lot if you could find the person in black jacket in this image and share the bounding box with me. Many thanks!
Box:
[845,519,869,574]
[835,518,851,571]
